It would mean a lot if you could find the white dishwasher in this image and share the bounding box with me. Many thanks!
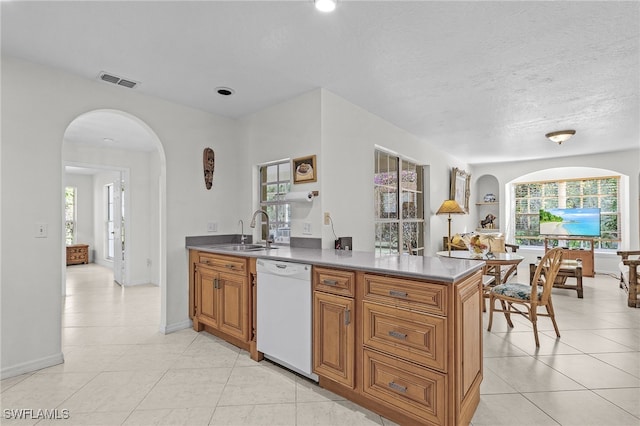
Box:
[256,259,318,381]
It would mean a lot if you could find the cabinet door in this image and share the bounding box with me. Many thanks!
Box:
[218,271,248,341]
[313,291,355,388]
[195,266,219,329]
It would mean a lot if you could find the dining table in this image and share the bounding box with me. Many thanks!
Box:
[436,250,525,285]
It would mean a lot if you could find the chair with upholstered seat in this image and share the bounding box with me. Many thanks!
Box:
[487,247,564,347]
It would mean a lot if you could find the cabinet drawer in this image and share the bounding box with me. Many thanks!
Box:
[363,348,446,426]
[198,253,247,274]
[313,267,355,297]
[363,274,447,316]
[363,301,446,372]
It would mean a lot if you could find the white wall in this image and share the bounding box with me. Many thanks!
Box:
[320,90,473,253]
[239,90,323,240]
[472,150,640,273]
[1,56,242,378]
[65,143,157,286]
[238,89,474,252]
[63,173,94,254]
[6,55,633,380]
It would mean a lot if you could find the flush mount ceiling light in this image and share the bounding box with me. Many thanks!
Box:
[215,87,235,96]
[545,130,576,145]
[315,0,337,12]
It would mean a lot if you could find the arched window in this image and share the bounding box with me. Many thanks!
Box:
[514,176,620,250]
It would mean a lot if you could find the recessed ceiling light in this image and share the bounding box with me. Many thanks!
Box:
[103,138,114,143]
[315,0,337,12]
[215,87,235,96]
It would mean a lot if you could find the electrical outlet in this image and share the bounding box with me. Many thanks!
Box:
[35,223,48,238]
[303,222,312,234]
[207,222,218,233]
[324,212,331,225]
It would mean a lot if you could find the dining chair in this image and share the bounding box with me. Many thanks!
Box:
[487,247,564,347]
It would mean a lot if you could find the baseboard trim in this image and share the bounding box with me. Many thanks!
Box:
[125,280,160,287]
[1,352,64,380]
[160,319,192,334]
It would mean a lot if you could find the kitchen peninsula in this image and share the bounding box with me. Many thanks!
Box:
[187,241,484,426]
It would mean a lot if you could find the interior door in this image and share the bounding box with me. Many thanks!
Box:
[112,177,125,285]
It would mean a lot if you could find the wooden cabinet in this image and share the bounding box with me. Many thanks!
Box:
[544,237,594,277]
[363,348,447,425]
[313,291,355,388]
[361,273,452,424]
[195,265,219,328]
[192,252,250,345]
[313,267,355,389]
[66,244,89,265]
[362,301,446,371]
[188,251,483,425]
[312,268,483,426]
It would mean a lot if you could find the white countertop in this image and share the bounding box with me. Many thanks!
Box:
[187,244,484,283]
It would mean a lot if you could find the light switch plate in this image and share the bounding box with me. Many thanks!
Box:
[303,222,312,234]
[35,223,48,238]
[207,222,218,233]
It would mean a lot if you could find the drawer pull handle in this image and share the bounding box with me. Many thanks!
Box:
[388,381,407,393]
[225,264,236,269]
[388,330,407,340]
[389,290,408,298]
[323,279,338,286]
[203,260,211,264]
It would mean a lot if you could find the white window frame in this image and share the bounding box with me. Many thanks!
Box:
[105,183,114,260]
[258,159,292,245]
[65,186,77,245]
[514,176,620,250]
[374,149,425,256]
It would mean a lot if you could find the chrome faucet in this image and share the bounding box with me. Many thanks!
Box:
[250,209,272,249]
[238,219,246,245]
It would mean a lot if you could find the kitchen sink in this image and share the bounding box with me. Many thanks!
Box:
[210,244,276,252]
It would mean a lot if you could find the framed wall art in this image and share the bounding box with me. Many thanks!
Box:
[450,167,470,212]
[292,155,317,184]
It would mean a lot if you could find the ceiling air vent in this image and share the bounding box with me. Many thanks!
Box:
[98,72,139,89]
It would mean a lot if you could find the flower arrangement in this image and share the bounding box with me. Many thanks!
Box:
[468,235,488,258]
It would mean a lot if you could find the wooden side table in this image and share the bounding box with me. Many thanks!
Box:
[530,260,583,298]
[66,244,89,265]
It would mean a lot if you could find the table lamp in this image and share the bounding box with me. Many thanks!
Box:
[437,199,466,256]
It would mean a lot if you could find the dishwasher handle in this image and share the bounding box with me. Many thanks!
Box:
[256,259,311,279]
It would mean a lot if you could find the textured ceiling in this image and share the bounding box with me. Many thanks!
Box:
[2,1,639,164]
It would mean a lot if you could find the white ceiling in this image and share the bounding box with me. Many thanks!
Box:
[2,1,639,164]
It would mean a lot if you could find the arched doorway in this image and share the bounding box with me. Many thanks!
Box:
[61,109,167,326]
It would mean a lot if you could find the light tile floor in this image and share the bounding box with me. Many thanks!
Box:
[1,263,639,425]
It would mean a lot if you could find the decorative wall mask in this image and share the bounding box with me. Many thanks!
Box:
[203,148,215,190]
